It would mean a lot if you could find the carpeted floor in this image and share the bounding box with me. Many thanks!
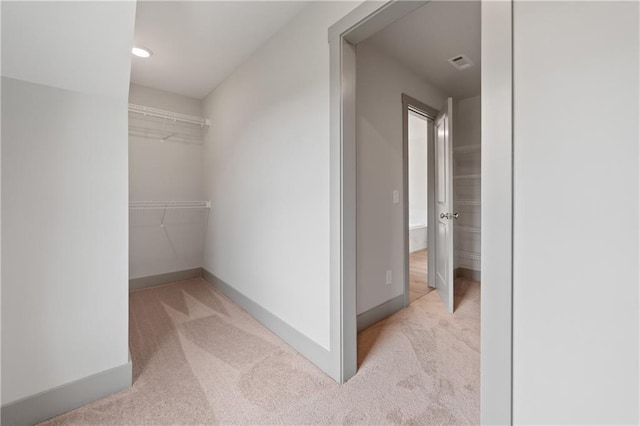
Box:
[42,277,480,425]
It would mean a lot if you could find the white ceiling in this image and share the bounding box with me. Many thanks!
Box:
[131,1,307,99]
[2,1,135,98]
[366,1,481,99]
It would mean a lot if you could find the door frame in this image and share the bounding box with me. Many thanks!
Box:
[328,1,514,424]
[402,94,438,308]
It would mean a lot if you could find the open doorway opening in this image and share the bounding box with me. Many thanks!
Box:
[355,1,481,318]
[404,96,438,307]
[407,109,431,303]
[329,0,513,420]
[345,0,483,421]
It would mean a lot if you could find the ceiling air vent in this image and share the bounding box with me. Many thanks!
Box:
[448,54,474,71]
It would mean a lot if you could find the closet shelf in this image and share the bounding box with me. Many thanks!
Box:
[455,200,481,206]
[128,127,204,145]
[455,250,481,261]
[129,201,211,210]
[128,103,211,128]
[454,174,481,180]
[457,226,481,233]
[453,144,481,154]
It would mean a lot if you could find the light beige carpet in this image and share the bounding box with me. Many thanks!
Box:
[42,278,479,425]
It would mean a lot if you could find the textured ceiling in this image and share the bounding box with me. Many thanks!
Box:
[366,1,481,99]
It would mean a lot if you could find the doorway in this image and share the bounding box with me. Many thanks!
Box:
[402,95,438,307]
[328,2,513,422]
[352,1,481,329]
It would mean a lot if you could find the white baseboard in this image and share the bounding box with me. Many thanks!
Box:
[201,269,333,379]
[455,267,481,282]
[129,267,203,291]
[356,294,405,332]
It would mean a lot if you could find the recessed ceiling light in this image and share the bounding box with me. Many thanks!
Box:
[132,46,152,58]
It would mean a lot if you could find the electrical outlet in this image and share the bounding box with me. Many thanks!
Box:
[392,190,399,204]
[385,270,392,285]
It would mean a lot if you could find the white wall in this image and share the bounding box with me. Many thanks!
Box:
[0,1,3,406]
[202,1,361,350]
[129,83,204,201]
[129,83,203,117]
[1,1,135,404]
[409,226,428,253]
[513,2,639,423]
[455,97,480,148]
[128,84,206,279]
[355,41,446,315]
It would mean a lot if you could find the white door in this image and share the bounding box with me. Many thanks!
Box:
[434,98,454,313]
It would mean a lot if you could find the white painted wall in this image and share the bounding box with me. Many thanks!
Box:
[455,97,480,148]
[1,1,135,404]
[409,226,428,253]
[355,41,446,315]
[128,84,207,279]
[0,2,3,406]
[129,83,203,121]
[513,2,639,423]
[453,96,481,272]
[129,84,204,201]
[202,1,361,350]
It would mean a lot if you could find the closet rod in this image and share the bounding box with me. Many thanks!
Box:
[128,103,211,127]
[129,201,211,210]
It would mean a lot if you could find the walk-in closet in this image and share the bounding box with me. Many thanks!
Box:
[128,84,211,289]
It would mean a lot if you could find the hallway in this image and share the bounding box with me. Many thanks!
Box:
[42,278,480,425]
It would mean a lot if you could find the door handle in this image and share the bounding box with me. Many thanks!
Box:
[440,212,460,220]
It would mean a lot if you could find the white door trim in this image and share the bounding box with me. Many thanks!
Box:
[328,3,514,424]
[328,0,428,386]
[480,1,513,423]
